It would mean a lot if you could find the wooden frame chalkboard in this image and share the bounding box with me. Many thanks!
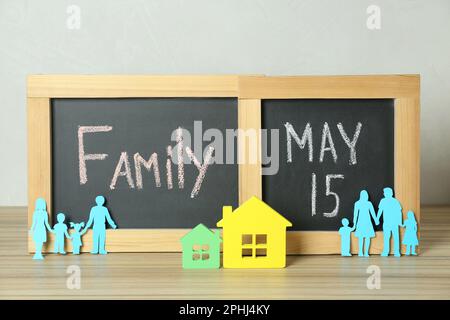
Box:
[27,75,243,252]
[28,75,420,254]
[239,75,420,254]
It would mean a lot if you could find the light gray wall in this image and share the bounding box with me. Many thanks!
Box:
[1,0,449,205]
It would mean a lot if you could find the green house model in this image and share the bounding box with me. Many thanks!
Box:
[180,224,222,269]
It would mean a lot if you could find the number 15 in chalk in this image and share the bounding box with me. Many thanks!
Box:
[311,173,344,218]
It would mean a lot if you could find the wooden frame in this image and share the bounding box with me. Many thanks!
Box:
[27,75,241,253]
[239,75,420,254]
[28,75,420,254]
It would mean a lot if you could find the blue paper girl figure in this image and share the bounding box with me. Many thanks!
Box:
[338,218,353,256]
[82,196,117,254]
[29,198,53,260]
[352,190,378,257]
[52,213,71,254]
[401,211,418,255]
[376,187,403,257]
[70,222,85,255]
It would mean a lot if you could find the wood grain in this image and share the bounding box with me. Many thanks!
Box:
[239,75,420,99]
[28,75,239,98]
[238,99,262,203]
[27,98,52,228]
[2,206,449,299]
[395,97,421,238]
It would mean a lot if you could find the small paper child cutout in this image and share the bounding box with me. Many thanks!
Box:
[52,213,71,254]
[338,218,353,256]
[70,222,85,255]
[401,211,418,255]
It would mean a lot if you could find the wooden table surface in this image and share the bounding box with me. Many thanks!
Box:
[1,206,449,299]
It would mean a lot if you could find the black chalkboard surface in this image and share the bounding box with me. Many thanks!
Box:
[52,98,238,229]
[262,99,394,231]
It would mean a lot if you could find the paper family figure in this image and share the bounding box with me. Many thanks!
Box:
[376,187,403,257]
[339,187,413,257]
[52,213,71,254]
[70,222,85,254]
[401,211,418,255]
[338,218,352,256]
[352,190,378,257]
[180,224,221,269]
[217,197,292,269]
[29,198,52,260]
[82,195,117,254]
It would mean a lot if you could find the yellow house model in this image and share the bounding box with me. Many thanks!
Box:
[217,197,292,268]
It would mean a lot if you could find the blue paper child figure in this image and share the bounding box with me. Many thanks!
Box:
[338,218,353,256]
[352,190,378,257]
[376,187,403,257]
[29,198,53,260]
[82,196,117,254]
[52,213,71,254]
[70,222,85,255]
[401,211,419,255]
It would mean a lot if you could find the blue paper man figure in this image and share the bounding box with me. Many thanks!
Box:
[70,222,85,255]
[338,218,353,256]
[29,198,53,260]
[52,213,71,254]
[352,190,377,257]
[82,196,117,254]
[401,211,418,255]
[376,187,403,257]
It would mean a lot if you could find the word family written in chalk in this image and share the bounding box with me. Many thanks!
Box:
[78,126,213,199]
[285,121,363,218]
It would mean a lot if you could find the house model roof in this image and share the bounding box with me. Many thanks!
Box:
[180,223,222,244]
[217,196,292,227]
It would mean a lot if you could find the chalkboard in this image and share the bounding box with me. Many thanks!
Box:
[52,98,238,229]
[262,99,394,231]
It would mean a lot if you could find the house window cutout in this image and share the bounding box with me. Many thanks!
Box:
[242,248,253,257]
[241,234,268,258]
[242,234,252,245]
[192,243,210,261]
[255,234,267,245]
[256,248,267,257]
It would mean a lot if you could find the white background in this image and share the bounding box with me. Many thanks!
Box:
[0,0,449,205]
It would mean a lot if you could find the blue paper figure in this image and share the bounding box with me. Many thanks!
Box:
[82,195,117,254]
[352,190,377,257]
[52,213,71,254]
[70,222,85,255]
[29,198,53,260]
[401,211,418,255]
[338,218,353,256]
[376,187,403,257]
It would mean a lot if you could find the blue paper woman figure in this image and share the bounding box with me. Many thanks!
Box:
[401,211,418,255]
[29,198,53,260]
[82,195,117,254]
[352,190,378,257]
